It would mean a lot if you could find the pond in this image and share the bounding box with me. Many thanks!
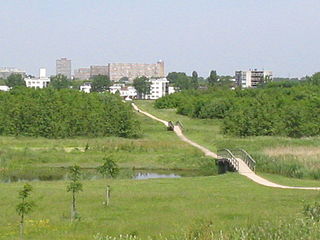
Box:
[0,167,206,183]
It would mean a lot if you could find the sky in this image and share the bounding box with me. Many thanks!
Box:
[0,0,319,78]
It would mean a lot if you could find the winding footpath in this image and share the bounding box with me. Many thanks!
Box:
[132,103,320,190]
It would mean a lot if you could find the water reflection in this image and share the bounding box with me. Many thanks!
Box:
[134,172,181,180]
[0,168,198,182]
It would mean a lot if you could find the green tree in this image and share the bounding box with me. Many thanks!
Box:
[67,165,83,221]
[97,156,119,206]
[133,76,151,99]
[191,71,199,89]
[50,74,70,90]
[207,70,218,87]
[91,75,111,92]
[167,72,192,90]
[309,72,320,85]
[119,76,129,83]
[16,184,34,240]
[5,73,26,88]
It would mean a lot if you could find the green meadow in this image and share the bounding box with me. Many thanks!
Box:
[1,174,320,240]
[1,100,320,239]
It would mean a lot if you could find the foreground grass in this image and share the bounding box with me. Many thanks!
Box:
[1,174,320,240]
[135,100,320,179]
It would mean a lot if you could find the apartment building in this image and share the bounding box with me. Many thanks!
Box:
[144,78,170,100]
[56,58,72,79]
[90,65,108,77]
[108,60,165,82]
[235,69,273,88]
[74,68,90,80]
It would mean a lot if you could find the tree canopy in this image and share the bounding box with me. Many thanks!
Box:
[133,76,151,99]
[154,78,320,138]
[207,70,218,86]
[5,73,26,88]
[0,88,141,138]
[91,75,111,92]
[191,71,199,89]
[166,72,192,90]
[50,74,70,90]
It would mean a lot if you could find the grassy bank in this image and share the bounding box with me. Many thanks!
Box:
[135,100,320,179]
[1,174,320,240]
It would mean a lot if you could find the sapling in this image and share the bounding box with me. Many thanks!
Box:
[97,156,119,206]
[16,184,34,240]
[67,165,83,221]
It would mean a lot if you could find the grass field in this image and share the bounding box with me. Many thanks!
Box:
[135,100,320,179]
[1,174,320,240]
[2,100,320,239]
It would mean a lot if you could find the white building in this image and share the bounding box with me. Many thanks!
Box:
[109,78,174,100]
[109,84,125,94]
[24,68,50,89]
[80,82,92,93]
[235,70,272,88]
[144,78,170,100]
[109,84,137,99]
[168,86,175,95]
[0,86,10,91]
[120,86,137,99]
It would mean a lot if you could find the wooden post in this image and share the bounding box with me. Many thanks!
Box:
[19,214,24,240]
[106,185,110,207]
[71,192,76,221]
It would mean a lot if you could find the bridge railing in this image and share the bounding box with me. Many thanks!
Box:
[175,121,184,130]
[217,149,239,171]
[230,149,256,172]
[167,121,175,131]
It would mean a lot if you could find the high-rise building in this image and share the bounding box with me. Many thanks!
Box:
[90,65,109,77]
[74,68,90,80]
[235,69,273,88]
[108,60,165,82]
[56,58,71,79]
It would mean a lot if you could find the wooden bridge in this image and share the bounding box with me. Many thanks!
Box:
[217,149,256,173]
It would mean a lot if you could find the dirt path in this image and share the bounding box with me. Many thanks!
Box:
[132,103,320,190]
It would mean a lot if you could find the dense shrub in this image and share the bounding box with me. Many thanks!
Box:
[0,88,140,138]
[155,79,320,138]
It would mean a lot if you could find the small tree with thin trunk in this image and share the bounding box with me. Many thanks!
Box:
[16,184,34,240]
[97,156,119,206]
[67,165,83,221]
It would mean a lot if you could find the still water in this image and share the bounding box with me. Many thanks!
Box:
[0,168,202,183]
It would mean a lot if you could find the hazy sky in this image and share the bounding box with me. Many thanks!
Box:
[0,0,319,77]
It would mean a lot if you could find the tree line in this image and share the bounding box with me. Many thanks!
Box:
[2,73,112,92]
[155,72,320,138]
[0,88,140,138]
